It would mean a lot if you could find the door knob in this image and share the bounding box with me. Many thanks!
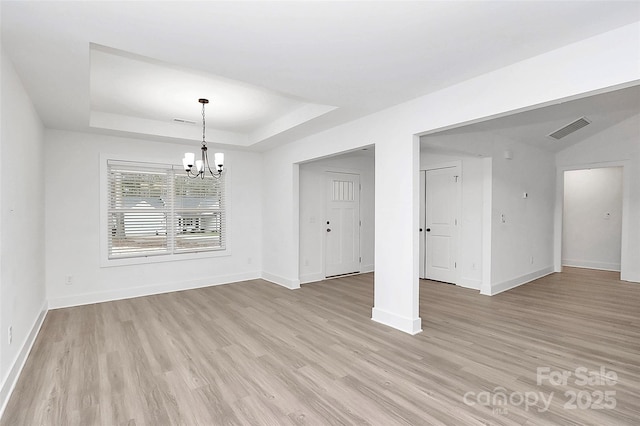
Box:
[327,228,332,232]
[426,228,431,232]
[419,228,423,232]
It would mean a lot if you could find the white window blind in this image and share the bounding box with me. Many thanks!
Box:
[174,173,225,253]
[107,160,225,259]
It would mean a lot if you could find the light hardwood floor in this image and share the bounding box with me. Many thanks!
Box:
[2,267,639,425]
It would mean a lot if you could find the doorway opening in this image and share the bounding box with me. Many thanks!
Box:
[562,167,623,273]
[298,147,375,284]
[417,144,488,292]
[419,164,461,284]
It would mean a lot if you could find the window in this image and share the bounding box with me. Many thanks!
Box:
[107,160,225,259]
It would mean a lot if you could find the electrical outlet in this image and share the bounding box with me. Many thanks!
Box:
[247,257,252,265]
[8,326,12,345]
[530,256,534,265]
[65,275,73,286]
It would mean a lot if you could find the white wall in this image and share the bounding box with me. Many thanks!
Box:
[489,139,556,294]
[563,168,623,271]
[419,152,484,290]
[556,113,640,282]
[262,23,640,333]
[299,152,375,283]
[45,129,264,308]
[0,52,47,415]
[420,134,557,295]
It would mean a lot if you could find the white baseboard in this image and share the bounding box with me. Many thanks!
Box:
[483,266,554,296]
[48,271,261,309]
[301,268,375,285]
[361,263,374,273]
[562,259,621,272]
[371,307,422,335]
[621,272,640,284]
[458,277,481,290]
[0,300,48,419]
[261,271,301,289]
[299,272,325,284]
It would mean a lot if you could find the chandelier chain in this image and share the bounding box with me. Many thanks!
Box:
[202,101,206,147]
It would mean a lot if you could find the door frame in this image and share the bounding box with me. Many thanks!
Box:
[554,160,631,279]
[420,161,462,285]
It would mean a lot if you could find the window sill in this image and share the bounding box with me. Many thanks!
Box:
[100,249,230,268]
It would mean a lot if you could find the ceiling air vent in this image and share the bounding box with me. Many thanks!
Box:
[173,118,196,125]
[547,117,591,140]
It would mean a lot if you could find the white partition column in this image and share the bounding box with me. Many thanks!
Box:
[372,135,422,335]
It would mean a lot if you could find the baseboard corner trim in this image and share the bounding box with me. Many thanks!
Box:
[261,272,301,290]
[488,266,555,296]
[371,307,422,335]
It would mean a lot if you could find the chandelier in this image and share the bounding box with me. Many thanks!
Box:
[182,98,224,178]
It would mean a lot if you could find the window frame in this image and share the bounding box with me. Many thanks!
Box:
[100,155,231,267]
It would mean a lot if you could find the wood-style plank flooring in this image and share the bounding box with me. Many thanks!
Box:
[2,267,639,425]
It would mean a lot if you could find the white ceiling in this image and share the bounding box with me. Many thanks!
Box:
[90,45,321,133]
[2,1,639,150]
[88,44,336,146]
[421,85,640,154]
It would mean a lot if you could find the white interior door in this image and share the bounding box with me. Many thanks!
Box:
[419,170,427,279]
[426,166,459,284]
[325,172,360,277]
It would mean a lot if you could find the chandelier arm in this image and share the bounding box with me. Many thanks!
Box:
[185,169,200,179]
[202,147,223,178]
[204,147,213,175]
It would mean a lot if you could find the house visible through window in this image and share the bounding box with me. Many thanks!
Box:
[107,160,225,259]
